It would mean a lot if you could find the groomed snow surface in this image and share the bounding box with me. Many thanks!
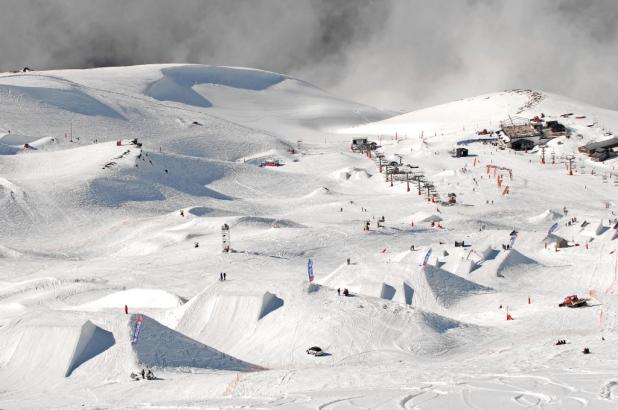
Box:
[0,65,618,408]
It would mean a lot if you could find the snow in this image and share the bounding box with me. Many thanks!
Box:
[1,64,618,408]
[82,288,183,309]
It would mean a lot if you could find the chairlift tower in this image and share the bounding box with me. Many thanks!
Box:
[221,223,231,253]
[566,155,575,176]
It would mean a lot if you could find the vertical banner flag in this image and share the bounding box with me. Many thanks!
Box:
[548,222,559,235]
[132,314,144,344]
[509,231,518,248]
[307,258,314,282]
[422,248,432,266]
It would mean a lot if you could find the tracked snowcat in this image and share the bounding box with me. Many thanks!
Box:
[558,295,589,308]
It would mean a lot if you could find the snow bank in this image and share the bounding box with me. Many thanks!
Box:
[82,288,183,309]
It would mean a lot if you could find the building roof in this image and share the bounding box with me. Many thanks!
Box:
[581,136,618,151]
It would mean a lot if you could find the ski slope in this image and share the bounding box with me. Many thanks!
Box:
[0,64,617,409]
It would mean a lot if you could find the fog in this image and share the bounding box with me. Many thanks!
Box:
[1,0,617,110]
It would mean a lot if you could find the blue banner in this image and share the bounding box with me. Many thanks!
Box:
[422,248,432,266]
[132,315,144,344]
[307,259,314,282]
[548,222,559,235]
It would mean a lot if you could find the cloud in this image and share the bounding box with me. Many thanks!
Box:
[1,0,617,111]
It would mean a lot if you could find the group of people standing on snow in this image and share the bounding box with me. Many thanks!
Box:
[130,368,155,381]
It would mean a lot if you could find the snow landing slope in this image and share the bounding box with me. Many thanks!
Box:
[1,66,618,409]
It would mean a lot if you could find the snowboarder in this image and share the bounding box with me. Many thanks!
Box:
[343,288,349,297]
[124,304,128,315]
[582,347,590,354]
[146,369,154,380]
[223,272,227,281]
[180,210,184,217]
[194,242,199,248]
[346,258,350,265]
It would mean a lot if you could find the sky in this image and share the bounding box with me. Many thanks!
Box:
[1,0,617,111]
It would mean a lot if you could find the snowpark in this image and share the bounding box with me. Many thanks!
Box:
[0,64,617,409]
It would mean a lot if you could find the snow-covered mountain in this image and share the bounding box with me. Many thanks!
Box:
[1,65,617,409]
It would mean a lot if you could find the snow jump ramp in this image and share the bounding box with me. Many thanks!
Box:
[130,314,260,371]
[176,288,284,352]
[408,266,492,311]
[0,315,115,381]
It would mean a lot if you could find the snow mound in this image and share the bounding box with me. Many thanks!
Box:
[0,316,115,381]
[130,314,260,372]
[411,211,443,224]
[82,288,183,309]
[528,209,563,223]
[146,65,286,107]
[235,216,305,229]
[581,219,607,237]
[409,266,491,310]
[332,167,372,181]
[495,249,539,277]
[176,288,284,354]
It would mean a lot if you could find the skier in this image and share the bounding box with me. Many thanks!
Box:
[346,258,350,265]
[124,304,128,315]
[141,369,146,379]
[146,369,154,380]
[223,272,227,281]
[180,210,184,217]
[343,288,349,297]
[337,288,341,296]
